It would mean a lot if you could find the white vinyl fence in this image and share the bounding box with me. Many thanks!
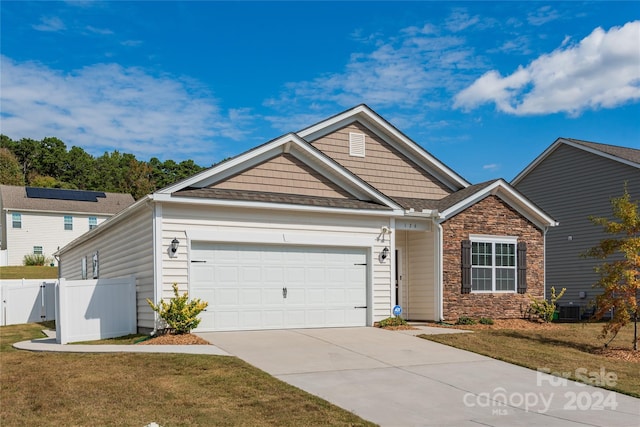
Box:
[1,280,57,326]
[56,277,136,344]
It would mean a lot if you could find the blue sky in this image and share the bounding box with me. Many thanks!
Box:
[1,1,639,183]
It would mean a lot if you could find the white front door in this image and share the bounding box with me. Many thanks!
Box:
[190,242,368,331]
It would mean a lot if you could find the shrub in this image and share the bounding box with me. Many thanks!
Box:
[479,317,494,325]
[455,316,476,325]
[23,253,51,266]
[147,283,208,334]
[377,316,408,328]
[528,286,566,323]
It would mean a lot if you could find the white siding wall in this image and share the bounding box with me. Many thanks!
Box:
[161,204,394,323]
[58,205,155,329]
[397,229,436,321]
[406,230,436,320]
[4,211,109,266]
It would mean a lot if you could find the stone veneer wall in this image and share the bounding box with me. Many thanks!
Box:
[441,195,545,321]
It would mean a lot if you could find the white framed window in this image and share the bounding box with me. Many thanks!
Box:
[12,213,21,228]
[470,235,517,292]
[33,246,43,255]
[64,215,73,231]
[89,217,98,230]
[349,132,365,157]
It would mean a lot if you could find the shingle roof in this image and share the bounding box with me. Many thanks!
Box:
[392,180,498,211]
[0,185,135,214]
[565,138,640,165]
[173,187,392,211]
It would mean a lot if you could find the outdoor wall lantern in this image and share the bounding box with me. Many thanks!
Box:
[380,247,390,262]
[169,238,180,258]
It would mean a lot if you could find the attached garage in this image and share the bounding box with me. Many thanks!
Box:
[190,242,369,331]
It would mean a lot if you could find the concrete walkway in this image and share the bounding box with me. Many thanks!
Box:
[197,327,640,427]
[13,329,230,355]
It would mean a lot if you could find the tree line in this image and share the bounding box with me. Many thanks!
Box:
[0,135,208,199]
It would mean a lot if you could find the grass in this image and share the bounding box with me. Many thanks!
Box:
[0,266,57,280]
[1,322,375,426]
[421,322,639,398]
[72,333,149,345]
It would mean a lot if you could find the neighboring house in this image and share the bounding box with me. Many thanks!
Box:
[0,185,135,267]
[512,138,640,319]
[57,105,556,333]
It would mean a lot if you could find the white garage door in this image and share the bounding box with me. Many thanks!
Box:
[190,242,368,331]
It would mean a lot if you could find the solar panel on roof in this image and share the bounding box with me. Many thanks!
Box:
[25,187,106,202]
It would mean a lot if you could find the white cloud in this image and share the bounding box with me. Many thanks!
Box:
[483,163,499,170]
[453,21,640,116]
[121,40,143,47]
[0,56,251,162]
[446,8,480,32]
[265,19,484,130]
[85,26,113,35]
[32,16,66,32]
[527,6,561,26]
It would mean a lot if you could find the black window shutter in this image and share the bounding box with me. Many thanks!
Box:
[461,240,471,294]
[517,241,527,294]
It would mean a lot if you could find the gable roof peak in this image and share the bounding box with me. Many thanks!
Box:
[512,137,640,186]
[297,104,470,191]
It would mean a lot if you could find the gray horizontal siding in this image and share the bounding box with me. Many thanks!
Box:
[515,143,639,310]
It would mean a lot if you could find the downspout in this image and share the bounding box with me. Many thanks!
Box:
[543,226,548,300]
[151,201,163,334]
[435,220,444,322]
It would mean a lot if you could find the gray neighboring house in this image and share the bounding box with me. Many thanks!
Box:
[512,138,640,319]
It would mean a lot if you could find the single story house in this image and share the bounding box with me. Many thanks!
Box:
[512,138,639,320]
[0,185,135,267]
[57,105,557,332]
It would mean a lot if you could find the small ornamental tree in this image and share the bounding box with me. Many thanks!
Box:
[528,286,566,323]
[147,283,208,334]
[584,187,639,350]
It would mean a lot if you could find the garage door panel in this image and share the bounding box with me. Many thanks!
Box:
[241,266,262,282]
[286,267,306,282]
[263,288,284,304]
[191,243,367,331]
[306,289,325,304]
[241,289,261,305]
[192,265,214,283]
[216,266,239,283]
[263,311,285,328]
[285,288,306,304]
[240,311,261,328]
[218,289,239,305]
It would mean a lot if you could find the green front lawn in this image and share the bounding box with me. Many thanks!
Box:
[422,321,639,397]
[1,322,375,426]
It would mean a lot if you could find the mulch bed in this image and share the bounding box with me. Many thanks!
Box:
[139,333,211,345]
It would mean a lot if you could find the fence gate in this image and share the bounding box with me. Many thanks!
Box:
[0,280,57,326]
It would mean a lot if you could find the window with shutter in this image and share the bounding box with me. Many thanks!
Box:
[461,240,472,294]
[464,235,521,293]
[517,241,527,294]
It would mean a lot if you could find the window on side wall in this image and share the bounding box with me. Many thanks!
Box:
[33,246,43,255]
[12,213,21,228]
[89,217,97,230]
[64,215,73,231]
[470,236,517,293]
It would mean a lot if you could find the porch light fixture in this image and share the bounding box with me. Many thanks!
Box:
[169,238,180,258]
[380,247,389,262]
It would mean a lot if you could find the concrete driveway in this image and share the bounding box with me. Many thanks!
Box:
[197,327,640,427]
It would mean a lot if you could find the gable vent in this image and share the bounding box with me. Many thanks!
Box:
[349,132,365,157]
